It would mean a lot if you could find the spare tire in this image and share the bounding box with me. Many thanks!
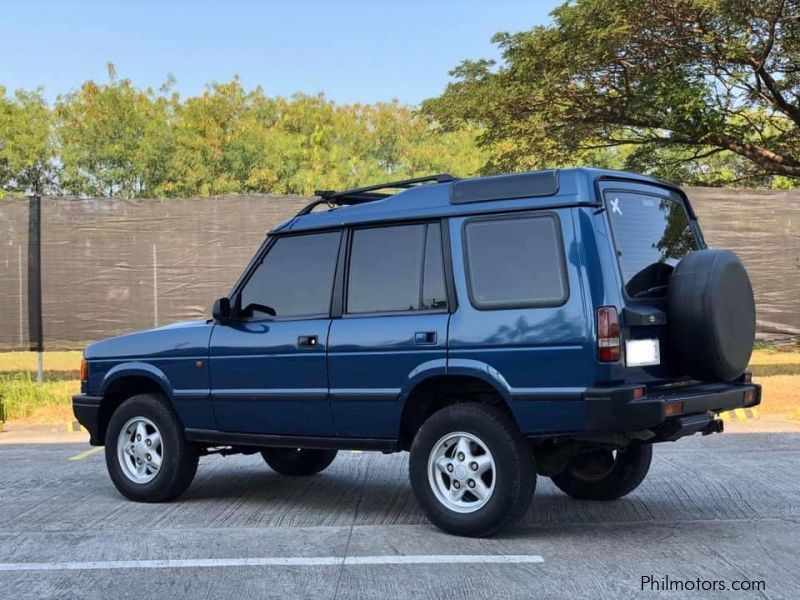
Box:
[667,249,755,382]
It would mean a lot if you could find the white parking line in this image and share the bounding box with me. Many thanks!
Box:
[0,554,544,572]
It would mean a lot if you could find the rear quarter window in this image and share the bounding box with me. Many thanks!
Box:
[463,214,568,309]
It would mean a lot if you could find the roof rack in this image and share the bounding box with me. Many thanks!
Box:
[296,173,455,216]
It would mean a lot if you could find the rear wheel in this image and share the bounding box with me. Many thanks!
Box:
[260,448,337,476]
[551,443,652,500]
[105,393,199,502]
[409,403,536,537]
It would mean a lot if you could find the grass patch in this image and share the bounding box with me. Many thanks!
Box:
[750,347,800,366]
[0,351,82,372]
[0,374,79,421]
[754,375,800,418]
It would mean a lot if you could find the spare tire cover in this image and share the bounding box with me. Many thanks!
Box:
[667,249,755,382]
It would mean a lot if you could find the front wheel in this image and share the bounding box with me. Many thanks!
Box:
[105,393,199,502]
[260,448,337,476]
[409,403,536,537]
[551,443,652,500]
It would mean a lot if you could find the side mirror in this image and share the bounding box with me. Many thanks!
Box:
[212,297,231,322]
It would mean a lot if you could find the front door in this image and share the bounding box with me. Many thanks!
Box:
[210,230,341,436]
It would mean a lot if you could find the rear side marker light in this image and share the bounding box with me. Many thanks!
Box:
[632,386,646,399]
[597,306,621,362]
[664,401,683,417]
[744,389,756,404]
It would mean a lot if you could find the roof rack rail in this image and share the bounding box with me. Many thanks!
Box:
[296,173,455,216]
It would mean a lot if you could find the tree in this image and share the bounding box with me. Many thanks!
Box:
[423,0,800,184]
[164,83,484,197]
[0,87,56,196]
[56,63,175,197]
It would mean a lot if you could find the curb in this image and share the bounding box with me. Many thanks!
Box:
[720,407,760,421]
[0,420,87,434]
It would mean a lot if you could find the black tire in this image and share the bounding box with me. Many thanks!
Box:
[260,448,337,476]
[409,403,536,537]
[105,393,199,502]
[668,249,755,381]
[551,443,652,501]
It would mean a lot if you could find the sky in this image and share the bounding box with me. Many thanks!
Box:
[1,0,561,105]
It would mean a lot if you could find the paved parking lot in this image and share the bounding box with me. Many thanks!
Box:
[1,423,799,599]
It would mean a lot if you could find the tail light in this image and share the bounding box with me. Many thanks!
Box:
[80,358,88,383]
[597,306,621,362]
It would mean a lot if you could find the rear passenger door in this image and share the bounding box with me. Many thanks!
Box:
[328,221,450,438]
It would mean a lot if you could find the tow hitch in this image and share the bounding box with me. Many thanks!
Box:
[702,418,724,436]
[654,412,723,442]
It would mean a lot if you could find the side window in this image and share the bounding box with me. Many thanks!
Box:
[240,231,340,318]
[464,214,567,309]
[347,222,448,314]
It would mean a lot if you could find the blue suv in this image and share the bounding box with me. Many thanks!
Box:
[73,168,760,536]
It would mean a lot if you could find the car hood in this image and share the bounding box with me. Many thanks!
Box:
[84,319,214,360]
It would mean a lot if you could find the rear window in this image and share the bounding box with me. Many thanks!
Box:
[604,190,699,298]
[464,214,568,309]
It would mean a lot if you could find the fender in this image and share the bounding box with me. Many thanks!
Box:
[397,358,449,405]
[445,358,514,403]
[100,362,173,398]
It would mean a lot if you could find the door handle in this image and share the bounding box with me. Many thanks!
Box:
[414,331,437,345]
[297,335,319,348]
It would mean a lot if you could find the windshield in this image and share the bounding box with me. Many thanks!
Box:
[605,190,699,299]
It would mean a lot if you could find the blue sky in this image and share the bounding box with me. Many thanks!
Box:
[1,0,561,105]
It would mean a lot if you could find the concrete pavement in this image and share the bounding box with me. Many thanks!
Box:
[1,424,798,599]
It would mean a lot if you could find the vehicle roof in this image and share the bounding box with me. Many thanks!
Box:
[277,167,678,234]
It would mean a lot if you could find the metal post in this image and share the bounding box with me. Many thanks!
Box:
[152,243,158,328]
[18,244,24,347]
[27,195,44,383]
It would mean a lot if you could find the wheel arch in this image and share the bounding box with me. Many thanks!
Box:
[398,368,516,450]
[97,364,173,444]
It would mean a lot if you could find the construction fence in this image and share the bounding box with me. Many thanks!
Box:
[0,187,798,351]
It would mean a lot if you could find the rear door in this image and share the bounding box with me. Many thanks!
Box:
[600,181,702,382]
[327,221,450,438]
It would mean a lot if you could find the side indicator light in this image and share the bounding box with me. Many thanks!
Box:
[632,387,646,399]
[80,358,88,383]
[664,401,683,417]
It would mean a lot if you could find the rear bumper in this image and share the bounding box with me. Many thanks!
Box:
[584,381,761,441]
[72,394,103,445]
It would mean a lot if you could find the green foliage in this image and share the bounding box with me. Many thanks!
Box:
[423,0,800,186]
[1,65,484,198]
[0,86,56,195]
[55,63,176,197]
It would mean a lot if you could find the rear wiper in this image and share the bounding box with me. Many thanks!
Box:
[630,284,669,299]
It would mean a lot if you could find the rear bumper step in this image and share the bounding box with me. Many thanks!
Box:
[584,381,760,440]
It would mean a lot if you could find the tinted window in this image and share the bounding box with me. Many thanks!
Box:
[347,223,447,314]
[240,231,340,317]
[422,224,447,310]
[464,215,567,308]
[605,191,699,298]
